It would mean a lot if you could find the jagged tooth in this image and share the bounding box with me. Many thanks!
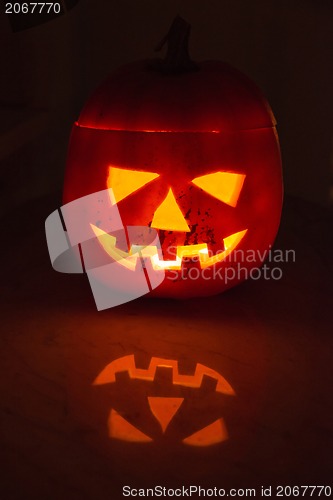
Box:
[199,374,220,392]
[177,359,197,376]
[91,224,131,257]
[153,366,174,386]
[114,370,132,382]
[133,351,153,370]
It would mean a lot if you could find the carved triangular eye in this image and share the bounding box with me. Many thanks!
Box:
[108,409,152,442]
[107,166,159,203]
[192,172,246,207]
[182,418,228,446]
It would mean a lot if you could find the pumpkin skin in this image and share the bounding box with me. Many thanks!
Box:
[63,61,283,299]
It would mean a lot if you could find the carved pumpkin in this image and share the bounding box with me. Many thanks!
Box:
[63,17,283,299]
[93,355,235,446]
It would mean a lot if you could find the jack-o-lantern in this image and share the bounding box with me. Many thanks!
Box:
[63,17,283,299]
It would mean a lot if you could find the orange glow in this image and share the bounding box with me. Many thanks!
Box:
[148,397,184,433]
[95,357,235,446]
[108,408,228,445]
[75,122,221,133]
[91,225,247,270]
[93,355,235,396]
[192,172,246,207]
[107,166,159,203]
[198,229,247,269]
[182,418,228,446]
[90,224,138,270]
[151,189,190,232]
[176,243,208,258]
[108,409,152,442]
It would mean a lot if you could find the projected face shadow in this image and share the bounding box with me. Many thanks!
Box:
[92,355,235,447]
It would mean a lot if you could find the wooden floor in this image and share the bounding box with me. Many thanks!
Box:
[1,194,332,499]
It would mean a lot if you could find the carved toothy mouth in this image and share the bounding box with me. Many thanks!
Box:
[91,224,247,271]
[93,354,235,395]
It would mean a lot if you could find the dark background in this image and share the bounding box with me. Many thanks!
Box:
[0,1,332,499]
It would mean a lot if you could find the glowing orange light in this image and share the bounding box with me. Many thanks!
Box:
[108,409,152,442]
[148,397,184,433]
[74,123,221,133]
[151,188,191,232]
[96,167,248,270]
[90,224,138,270]
[108,406,228,445]
[192,172,246,207]
[95,356,235,446]
[91,225,248,271]
[107,166,159,203]
[198,229,247,269]
[182,418,228,446]
[93,355,235,395]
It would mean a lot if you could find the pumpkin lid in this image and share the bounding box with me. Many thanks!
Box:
[76,60,276,133]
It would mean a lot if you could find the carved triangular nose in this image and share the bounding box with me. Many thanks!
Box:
[148,397,184,433]
[151,188,190,232]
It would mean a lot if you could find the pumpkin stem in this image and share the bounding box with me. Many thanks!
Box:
[151,16,199,74]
